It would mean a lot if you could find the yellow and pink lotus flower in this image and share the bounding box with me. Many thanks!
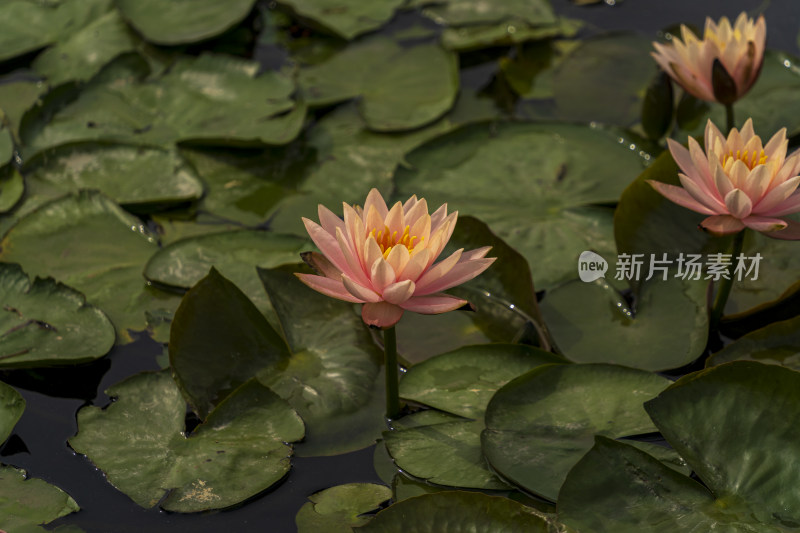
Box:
[297,189,495,328]
[649,118,800,239]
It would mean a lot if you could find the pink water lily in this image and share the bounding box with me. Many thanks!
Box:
[297,189,495,328]
[651,13,766,103]
[648,118,800,239]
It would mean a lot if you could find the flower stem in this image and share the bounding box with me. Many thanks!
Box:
[383,326,400,419]
[710,229,746,329]
[725,103,735,133]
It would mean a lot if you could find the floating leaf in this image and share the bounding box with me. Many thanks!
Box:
[441,18,582,52]
[0,191,181,343]
[70,372,304,512]
[399,344,565,418]
[0,380,24,444]
[117,0,257,45]
[641,71,674,141]
[258,267,386,456]
[708,315,800,370]
[277,0,405,40]
[360,491,553,532]
[540,277,708,371]
[24,143,204,213]
[415,0,556,27]
[295,483,391,533]
[394,121,646,289]
[169,268,290,419]
[0,465,79,530]
[482,363,671,501]
[0,167,24,213]
[0,263,114,368]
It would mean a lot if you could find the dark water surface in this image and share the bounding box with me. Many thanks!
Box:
[4,0,798,531]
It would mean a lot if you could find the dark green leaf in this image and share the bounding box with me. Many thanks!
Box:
[0,465,79,530]
[295,483,391,533]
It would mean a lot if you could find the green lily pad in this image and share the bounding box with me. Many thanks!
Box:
[708,315,800,370]
[0,380,24,444]
[441,18,582,52]
[24,143,204,213]
[399,344,565,418]
[415,0,556,27]
[552,33,656,126]
[258,267,387,456]
[0,126,11,167]
[169,268,290,419]
[299,39,458,131]
[20,53,299,157]
[0,263,114,368]
[0,191,182,343]
[0,465,79,530]
[0,0,112,62]
[145,229,309,318]
[295,483,392,533]
[384,413,509,490]
[0,167,24,213]
[394,121,646,290]
[277,0,404,40]
[117,0,257,45]
[540,277,708,371]
[482,363,671,501]
[360,491,553,532]
[0,79,47,139]
[32,10,138,86]
[70,372,304,512]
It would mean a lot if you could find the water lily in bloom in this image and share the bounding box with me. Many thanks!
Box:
[651,13,766,104]
[297,189,495,328]
[648,118,800,239]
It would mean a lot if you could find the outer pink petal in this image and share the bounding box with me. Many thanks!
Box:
[362,301,404,328]
[754,176,800,214]
[761,191,800,218]
[647,180,717,215]
[415,248,463,292]
[295,274,362,303]
[764,219,800,240]
[318,204,345,235]
[400,294,468,314]
[700,215,746,235]
[303,218,351,275]
[336,227,370,287]
[383,280,416,305]
[741,215,787,233]
[302,251,341,279]
[415,257,496,296]
[342,273,381,303]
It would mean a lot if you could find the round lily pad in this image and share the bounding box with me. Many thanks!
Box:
[277,0,404,40]
[0,465,79,531]
[707,315,800,370]
[394,121,646,289]
[295,483,392,533]
[0,263,114,368]
[70,372,304,512]
[482,363,671,501]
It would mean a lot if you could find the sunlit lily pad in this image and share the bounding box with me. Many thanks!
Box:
[414,0,556,27]
[707,315,800,370]
[299,39,458,131]
[70,372,304,512]
[540,277,708,371]
[20,54,299,156]
[0,0,112,62]
[384,413,508,490]
[0,380,24,444]
[561,362,800,531]
[394,121,646,290]
[32,10,138,86]
[277,0,404,40]
[482,363,671,501]
[360,491,554,532]
[0,465,79,531]
[0,191,182,343]
[0,263,114,368]
[399,344,565,418]
[117,0,257,45]
[24,143,204,212]
[258,267,387,456]
[295,483,391,533]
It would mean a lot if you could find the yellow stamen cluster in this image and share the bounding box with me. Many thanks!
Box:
[723,149,767,170]
[370,225,422,258]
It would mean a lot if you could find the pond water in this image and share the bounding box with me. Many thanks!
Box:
[1,0,798,531]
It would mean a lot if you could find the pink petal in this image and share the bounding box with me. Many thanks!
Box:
[739,164,772,203]
[700,215,746,235]
[415,248,463,293]
[383,280,416,305]
[429,204,449,231]
[461,246,492,261]
[741,215,787,233]
[415,257,496,296]
[724,189,753,218]
[385,244,410,276]
[342,273,381,303]
[336,227,371,287]
[302,251,341,279]
[400,294,468,314]
[362,301,404,328]
[296,274,362,303]
[400,249,430,282]
[318,204,344,235]
[363,188,388,220]
[763,192,800,218]
[764,219,800,240]
[753,176,800,214]
[385,201,405,235]
[404,197,428,226]
[370,257,396,292]
[303,218,351,275]
[647,180,717,215]
[667,139,714,201]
